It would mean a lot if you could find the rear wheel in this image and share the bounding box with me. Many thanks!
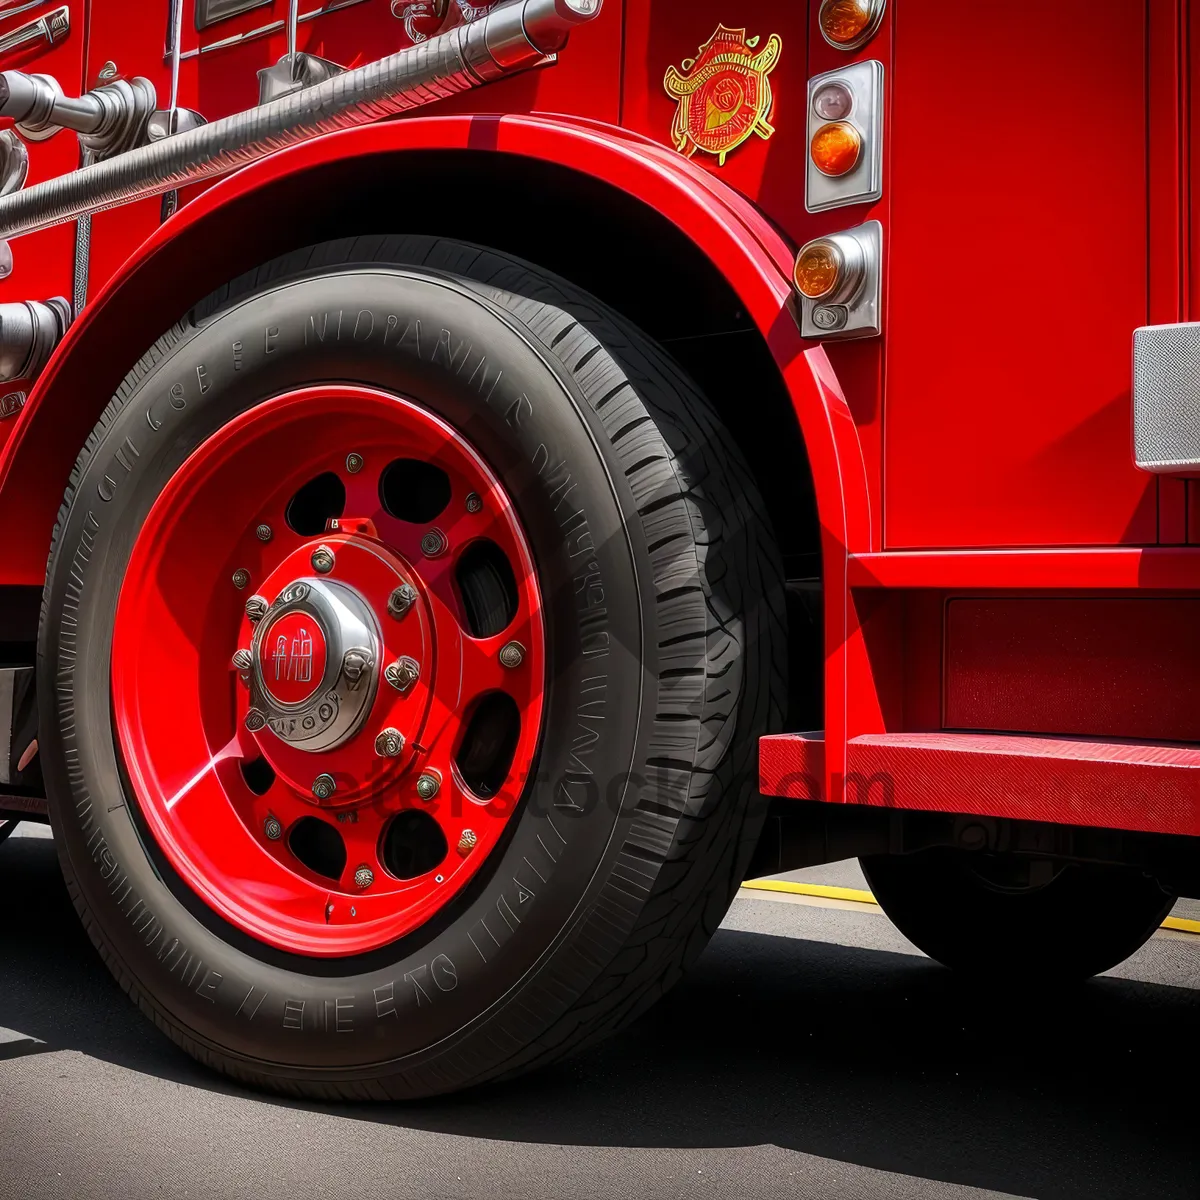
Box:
[40,236,785,1098]
[861,849,1176,982]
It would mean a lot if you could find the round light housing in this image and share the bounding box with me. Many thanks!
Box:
[819,0,886,51]
[810,121,862,177]
[794,241,843,300]
[812,81,854,121]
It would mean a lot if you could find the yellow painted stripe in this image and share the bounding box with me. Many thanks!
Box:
[742,878,1200,936]
[1161,915,1200,935]
[741,879,878,905]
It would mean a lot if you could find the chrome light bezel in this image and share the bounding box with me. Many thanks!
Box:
[806,59,884,213]
[818,0,886,52]
[796,221,882,342]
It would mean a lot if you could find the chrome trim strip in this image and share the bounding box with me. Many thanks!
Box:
[178,0,368,60]
[71,211,89,313]
[0,0,58,25]
[194,0,271,32]
[167,0,184,103]
[71,147,92,315]
[0,0,600,241]
[0,4,67,56]
[286,0,299,60]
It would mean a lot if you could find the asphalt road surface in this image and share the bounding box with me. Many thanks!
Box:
[2,824,1199,1200]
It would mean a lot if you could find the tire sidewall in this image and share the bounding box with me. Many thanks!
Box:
[42,268,668,1083]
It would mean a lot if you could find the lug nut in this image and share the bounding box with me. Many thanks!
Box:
[387,583,417,620]
[231,649,253,672]
[420,529,447,558]
[415,771,441,801]
[354,865,374,889]
[375,728,406,758]
[232,569,250,590]
[457,829,478,857]
[465,492,483,514]
[341,648,371,690]
[311,544,335,574]
[345,452,364,474]
[263,815,283,841]
[245,595,269,622]
[255,524,273,543]
[312,773,336,801]
[384,656,420,694]
[245,708,267,732]
[499,640,526,669]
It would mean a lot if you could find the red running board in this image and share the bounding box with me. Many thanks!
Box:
[759,731,1200,838]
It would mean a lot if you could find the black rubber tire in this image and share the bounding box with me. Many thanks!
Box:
[39,235,786,1099]
[861,850,1177,982]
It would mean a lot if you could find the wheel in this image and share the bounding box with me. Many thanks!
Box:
[861,849,1177,982]
[40,235,785,1098]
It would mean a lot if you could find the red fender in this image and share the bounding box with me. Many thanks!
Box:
[0,113,871,778]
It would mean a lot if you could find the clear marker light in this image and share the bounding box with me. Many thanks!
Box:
[812,81,854,121]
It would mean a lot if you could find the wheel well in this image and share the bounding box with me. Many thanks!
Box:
[302,152,823,730]
[342,154,823,730]
[10,148,823,723]
[275,151,821,571]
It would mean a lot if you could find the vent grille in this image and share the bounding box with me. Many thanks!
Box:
[1133,323,1200,473]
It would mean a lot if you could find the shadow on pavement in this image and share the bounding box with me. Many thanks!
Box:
[2,833,1197,1200]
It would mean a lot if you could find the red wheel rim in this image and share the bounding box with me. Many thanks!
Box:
[112,386,545,956]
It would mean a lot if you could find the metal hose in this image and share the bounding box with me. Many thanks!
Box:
[0,0,601,241]
[0,297,72,382]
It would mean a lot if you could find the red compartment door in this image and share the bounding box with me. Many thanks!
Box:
[884,1,1154,549]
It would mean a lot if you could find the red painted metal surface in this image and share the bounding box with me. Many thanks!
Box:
[112,385,545,955]
[1149,1,1189,543]
[848,548,1200,591]
[885,1,1155,550]
[761,731,1200,839]
[944,598,1200,745]
[759,731,824,802]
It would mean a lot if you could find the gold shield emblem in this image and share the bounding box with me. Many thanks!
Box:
[664,25,782,167]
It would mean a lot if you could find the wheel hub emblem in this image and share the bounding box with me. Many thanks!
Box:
[248,577,381,753]
[260,610,327,707]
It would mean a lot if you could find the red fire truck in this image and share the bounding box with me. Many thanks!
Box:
[0,0,1192,1098]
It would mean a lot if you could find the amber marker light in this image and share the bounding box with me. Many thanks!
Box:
[810,120,861,177]
[819,0,886,50]
[793,240,843,300]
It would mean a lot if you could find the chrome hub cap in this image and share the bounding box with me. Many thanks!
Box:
[249,577,379,753]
